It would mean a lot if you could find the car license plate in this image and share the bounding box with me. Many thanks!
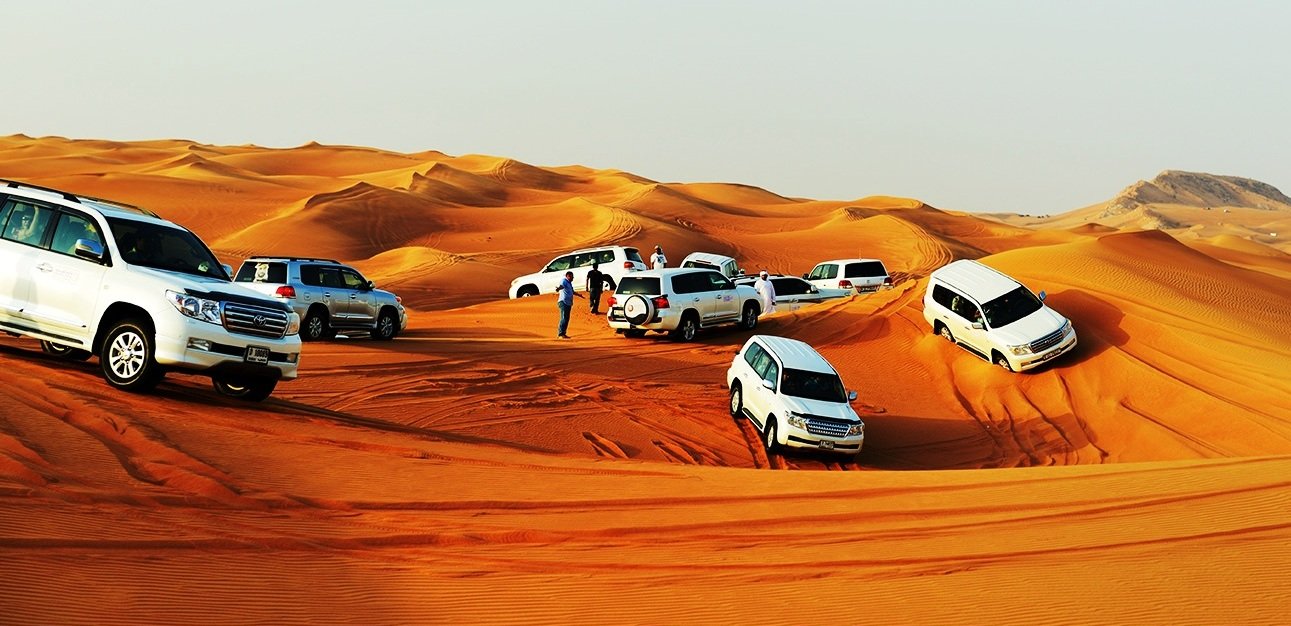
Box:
[245,345,270,364]
[818,440,835,450]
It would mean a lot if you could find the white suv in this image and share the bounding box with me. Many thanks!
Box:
[804,258,891,293]
[727,335,864,457]
[508,245,647,298]
[923,259,1077,371]
[0,179,302,401]
[606,268,761,341]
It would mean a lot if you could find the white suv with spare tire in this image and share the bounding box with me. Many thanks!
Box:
[606,268,762,341]
[0,179,301,401]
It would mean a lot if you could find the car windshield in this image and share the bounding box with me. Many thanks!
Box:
[780,368,847,403]
[981,285,1043,328]
[108,217,228,280]
[617,276,661,295]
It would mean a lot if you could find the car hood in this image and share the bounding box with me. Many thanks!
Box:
[132,267,292,311]
[781,394,861,423]
[990,306,1067,345]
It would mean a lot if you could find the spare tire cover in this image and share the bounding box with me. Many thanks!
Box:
[622,294,655,326]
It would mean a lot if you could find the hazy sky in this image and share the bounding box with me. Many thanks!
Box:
[4,1,1288,214]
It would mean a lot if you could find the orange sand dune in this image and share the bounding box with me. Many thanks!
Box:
[1,135,1289,624]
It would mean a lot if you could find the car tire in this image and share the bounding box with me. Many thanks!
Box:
[729,382,744,418]
[938,323,955,344]
[517,285,539,298]
[302,308,330,341]
[995,352,1013,372]
[763,416,779,452]
[622,295,654,326]
[41,340,92,361]
[212,376,277,402]
[371,309,398,340]
[739,302,759,330]
[671,312,698,342]
[100,319,164,392]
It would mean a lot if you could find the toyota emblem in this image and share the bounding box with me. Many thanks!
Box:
[253,315,268,327]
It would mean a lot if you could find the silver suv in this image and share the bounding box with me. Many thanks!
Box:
[606,268,762,341]
[234,257,407,341]
[0,178,301,401]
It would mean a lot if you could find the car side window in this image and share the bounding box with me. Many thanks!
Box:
[597,250,615,264]
[931,284,956,308]
[671,273,700,295]
[950,293,983,324]
[544,255,573,272]
[809,264,837,280]
[299,265,323,286]
[774,278,807,296]
[761,357,780,389]
[319,267,344,288]
[49,211,103,257]
[2,200,54,246]
[743,343,765,369]
[572,253,596,268]
[339,268,366,289]
[706,272,734,291]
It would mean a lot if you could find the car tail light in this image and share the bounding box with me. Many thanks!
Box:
[838,280,853,290]
[275,285,297,298]
[607,296,617,307]
[395,295,402,303]
[652,295,670,309]
[624,261,633,269]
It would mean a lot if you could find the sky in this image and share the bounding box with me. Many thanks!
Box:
[3,1,1289,214]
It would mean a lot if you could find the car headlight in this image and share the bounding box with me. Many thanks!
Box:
[1061,320,1073,335]
[167,290,221,325]
[786,412,809,429]
[847,422,865,437]
[1010,343,1032,356]
[285,312,301,336]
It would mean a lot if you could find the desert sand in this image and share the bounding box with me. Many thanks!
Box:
[1,135,1289,625]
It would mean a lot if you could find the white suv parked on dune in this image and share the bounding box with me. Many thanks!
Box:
[606,268,761,341]
[0,179,301,401]
[727,335,864,457]
[804,258,891,293]
[508,245,647,298]
[923,259,1077,372]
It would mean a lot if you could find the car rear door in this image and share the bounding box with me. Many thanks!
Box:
[0,198,40,324]
[702,271,740,321]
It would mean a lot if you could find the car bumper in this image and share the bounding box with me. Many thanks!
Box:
[607,307,680,332]
[1013,330,1078,371]
[153,316,301,380]
[783,428,865,455]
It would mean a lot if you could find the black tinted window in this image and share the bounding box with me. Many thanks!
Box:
[596,250,615,264]
[949,293,982,323]
[982,286,1043,328]
[704,272,733,291]
[781,368,847,403]
[297,264,324,286]
[544,255,573,272]
[671,272,705,294]
[109,218,228,279]
[844,261,887,278]
[625,248,644,263]
[773,277,808,296]
[931,284,958,308]
[237,261,289,283]
[617,276,661,295]
[50,212,104,257]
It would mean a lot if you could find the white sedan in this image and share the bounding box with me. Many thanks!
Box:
[734,274,851,304]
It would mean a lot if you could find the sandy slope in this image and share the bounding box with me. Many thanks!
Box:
[1,135,1289,624]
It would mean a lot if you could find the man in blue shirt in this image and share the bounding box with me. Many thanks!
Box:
[556,271,577,339]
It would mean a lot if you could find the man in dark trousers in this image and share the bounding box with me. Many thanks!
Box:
[585,262,615,315]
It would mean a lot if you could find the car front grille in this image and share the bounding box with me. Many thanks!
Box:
[223,302,289,339]
[803,415,853,438]
[1030,327,1066,353]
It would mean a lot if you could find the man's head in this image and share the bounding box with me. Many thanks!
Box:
[592,262,599,270]
[654,245,662,252]
[565,271,574,279]
[759,270,769,278]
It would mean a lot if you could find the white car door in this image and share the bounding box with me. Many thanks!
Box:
[805,263,839,291]
[950,294,992,359]
[704,272,740,321]
[745,347,782,429]
[22,209,110,342]
[0,201,58,326]
[537,254,575,294]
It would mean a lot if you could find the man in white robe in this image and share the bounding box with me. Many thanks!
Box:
[754,270,776,315]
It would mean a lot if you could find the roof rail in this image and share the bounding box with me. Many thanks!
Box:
[246,256,342,264]
[1,178,80,202]
[1,177,160,217]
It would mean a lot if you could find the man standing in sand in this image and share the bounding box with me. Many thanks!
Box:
[585,262,613,315]
[650,245,667,270]
[556,271,578,338]
[754,270,776,315]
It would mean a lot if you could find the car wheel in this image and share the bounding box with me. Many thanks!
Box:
[101,319,163,392]
[995,352,1013,372]
[740,303,759,330]
[41,340,92,361]
[212,376,277,402]
[302,309,329,341]
[938,323,955,344]
[763,416,779,452]
[371,309,398,340]
[517,285,539,298]
[671,313,698,342]
[729,382,743,418]
[622,329,647,338]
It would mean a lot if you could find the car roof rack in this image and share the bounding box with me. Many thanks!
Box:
[245,256,342,264]
[1,177,159,217]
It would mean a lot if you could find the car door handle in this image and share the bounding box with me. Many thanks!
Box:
[323,292,331,297]
[350,294,358,299]
[37,263,53,273]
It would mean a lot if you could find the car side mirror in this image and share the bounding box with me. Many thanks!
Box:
[761,379,775,392]
[972,322,984,330]
[73,238,104,262]
[847,390,858,402]
[809,286,819,293]
[1038,290,1047,301]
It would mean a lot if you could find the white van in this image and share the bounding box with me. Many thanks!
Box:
[679,252,742,279]
[727,335,864,457]
[804,258,890,293]
[923,259,1077,371]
